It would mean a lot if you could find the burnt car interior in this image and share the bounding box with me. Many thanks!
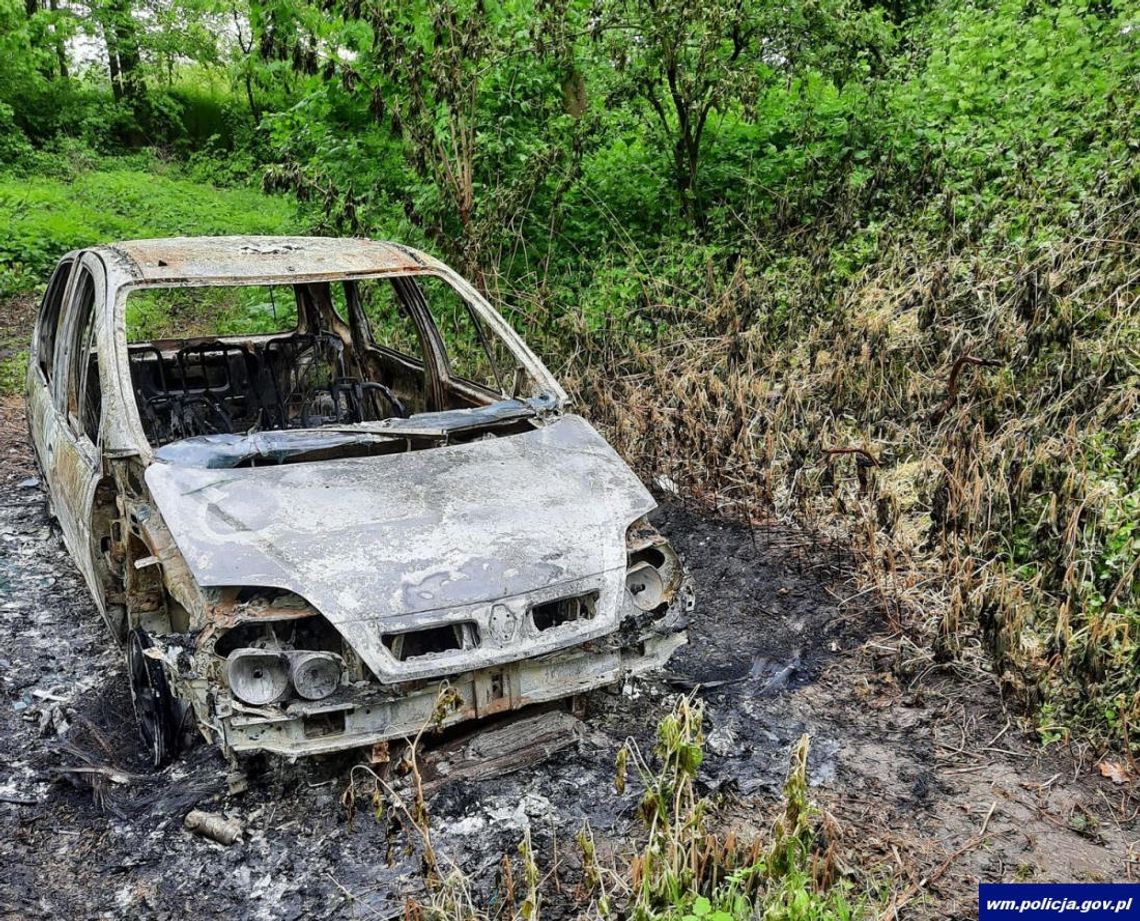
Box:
[124,274,540,456]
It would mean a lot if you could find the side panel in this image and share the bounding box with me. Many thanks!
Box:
[25,257,76,493]
[48,255,109,615]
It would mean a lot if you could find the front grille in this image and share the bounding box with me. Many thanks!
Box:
[530,592,598,632]
[382,622,477,661]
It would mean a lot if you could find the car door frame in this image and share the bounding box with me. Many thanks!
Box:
[26,253,78,504]
[47,252,110,615]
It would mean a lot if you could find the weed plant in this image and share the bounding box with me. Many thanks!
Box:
[342,693,867,920]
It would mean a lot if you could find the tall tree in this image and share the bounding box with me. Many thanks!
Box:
[93,0,145,102]
[595,0,887,226]
[252,0,580,281]
[47,0,69,79]
[361,0,574,278]
[598,0,763,226]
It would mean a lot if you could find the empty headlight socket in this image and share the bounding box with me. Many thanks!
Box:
[625,518,683,614]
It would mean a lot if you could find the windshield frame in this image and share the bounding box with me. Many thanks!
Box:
[111,264,566,463]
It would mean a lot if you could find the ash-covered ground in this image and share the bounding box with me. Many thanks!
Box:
[0,411,1134,920]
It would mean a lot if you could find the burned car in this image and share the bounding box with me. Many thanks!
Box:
[25,237,691,766]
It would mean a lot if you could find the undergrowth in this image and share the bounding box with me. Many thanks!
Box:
[538,171,1140,758]
[343,693,868,920]
[0,147,305,301]
[611,698,861,921]
[497,0,1140,757]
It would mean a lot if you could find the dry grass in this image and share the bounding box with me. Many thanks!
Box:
[517,188,1140,753]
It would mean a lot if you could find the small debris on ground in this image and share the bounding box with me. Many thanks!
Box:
[184,809,243,845]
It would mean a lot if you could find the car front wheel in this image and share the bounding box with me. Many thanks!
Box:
[127,628,178,768]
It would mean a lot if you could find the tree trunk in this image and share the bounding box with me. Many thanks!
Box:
[107,45,124,101]
[243,74,259,124]
[104,0,144,103]
[97,4,124,100]
[115,28,144,101]
[48,0,69,79]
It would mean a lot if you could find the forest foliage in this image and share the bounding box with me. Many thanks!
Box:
[1,0,1138,762]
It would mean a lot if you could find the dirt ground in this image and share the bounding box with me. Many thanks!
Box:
[0,295,1136,919]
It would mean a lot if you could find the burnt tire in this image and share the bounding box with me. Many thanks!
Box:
[127,628,178,768]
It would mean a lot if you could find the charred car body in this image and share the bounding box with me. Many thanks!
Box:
[25,237,691,765]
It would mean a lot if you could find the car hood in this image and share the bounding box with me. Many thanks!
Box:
[145,412,654,632]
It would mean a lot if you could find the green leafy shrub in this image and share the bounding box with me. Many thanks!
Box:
[0,103,33,167]
[0,158,307,298]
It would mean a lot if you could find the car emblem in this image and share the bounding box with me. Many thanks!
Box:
[488,604,518,645]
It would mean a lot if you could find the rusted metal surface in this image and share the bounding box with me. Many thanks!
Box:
[108,236,424,283]
[25,235,692,763]
[218,632,685,757]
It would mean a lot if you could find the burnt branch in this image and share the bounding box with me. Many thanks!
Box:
[821,447,880,467]
[929,353,1003,424]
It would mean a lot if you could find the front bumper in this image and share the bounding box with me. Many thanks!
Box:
[215,630,686,757]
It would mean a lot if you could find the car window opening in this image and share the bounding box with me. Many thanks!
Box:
[125,275,546,461]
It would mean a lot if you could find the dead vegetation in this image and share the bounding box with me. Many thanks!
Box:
[340,691,868,920]
[525,186,1140,756]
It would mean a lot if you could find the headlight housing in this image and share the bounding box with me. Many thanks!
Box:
[215,590,347,705]
[626,560,668,611]
[226,647,345,705]
[625,518,684,614]
[288,651,343,700]
[226,649,291,705]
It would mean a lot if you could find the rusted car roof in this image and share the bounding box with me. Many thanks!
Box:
[104,236,429,284]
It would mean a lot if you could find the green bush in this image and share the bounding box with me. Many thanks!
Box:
[0,102,32,167]
[885,0,1140,229]
[0,158,307,298]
